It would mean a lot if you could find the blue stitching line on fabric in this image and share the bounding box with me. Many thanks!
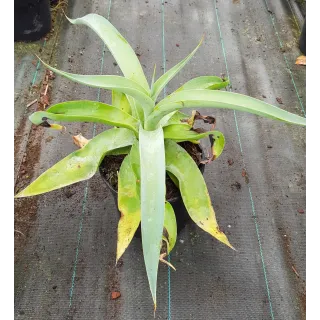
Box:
[161,1,171,319]
[31,40,46,87]
[69,0,113,308]
[213,2,275,319]
[263,0,305,117]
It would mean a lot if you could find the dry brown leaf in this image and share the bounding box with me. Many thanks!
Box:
[111,291,121,300]
[41,95,49,106]
[295,55,306,66]
[72,134,90,148]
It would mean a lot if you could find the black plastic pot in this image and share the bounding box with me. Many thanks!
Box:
[99,147,205,238]
[14,0,52,42]
[299,22,312,56]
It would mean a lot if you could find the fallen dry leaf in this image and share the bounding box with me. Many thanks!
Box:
[295,55,306,66]
[72,134,90,148]
[241,169,249,184]
[41,95,49,106]
[111,291,121,300]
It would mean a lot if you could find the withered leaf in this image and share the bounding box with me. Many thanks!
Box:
[295,55,306,66]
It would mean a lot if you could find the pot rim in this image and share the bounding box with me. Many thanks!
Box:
[99,142,206,203]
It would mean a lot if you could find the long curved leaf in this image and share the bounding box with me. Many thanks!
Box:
[164,139,233,249]
[175,76,229,92]
[15,128,135,198]
[117,155,141,262]
[67,13,150,92]
[139,126,166,309]
[38,58,155,116]
[146,89,306,130]
[163,202,177,253]
[29,100,139,134]
[151,37,203,101]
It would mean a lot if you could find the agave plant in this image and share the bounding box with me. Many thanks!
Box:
[15,14,306,309]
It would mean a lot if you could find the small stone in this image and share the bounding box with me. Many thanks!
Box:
[179,239,184,244]
[297,209,305,214]
[227,225,231,228]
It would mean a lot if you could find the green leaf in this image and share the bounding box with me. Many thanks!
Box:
[211,131,225,160]
[146,89,306,130]
[126,95,140,121]
[164,126,225,161]
[175,76,229,92]
[163,202,177,253]
[139,126,166,308]
[106,146,131,156]
[67,13,150,92]
[167,171,179,188]
[159,110,191,129]
[128,141,140,181]
[150,64,157,91]
[151,37,203,101]
[164,111,190,127]
[38,58,155,116]
[163,124,215,142]
[112,91,132,114]
[29,100,139,134]
[117,155,141,262]
[164,139,234,249]
[15,128,135,198]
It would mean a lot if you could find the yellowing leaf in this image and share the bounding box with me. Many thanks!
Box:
[117,156,141,262]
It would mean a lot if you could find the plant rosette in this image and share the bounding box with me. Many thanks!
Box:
[14,13,306,311]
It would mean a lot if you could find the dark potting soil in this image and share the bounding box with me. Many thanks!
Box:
[99,141,203,200]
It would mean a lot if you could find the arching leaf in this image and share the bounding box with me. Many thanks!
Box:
[164,140,234,249]
[15,128,135,197]
[30,100,139,134]
[67,13,150,91]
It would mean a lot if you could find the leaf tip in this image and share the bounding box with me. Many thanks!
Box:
[153,303,157,317]
[200,34,205,45]
[14,189,28,199]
